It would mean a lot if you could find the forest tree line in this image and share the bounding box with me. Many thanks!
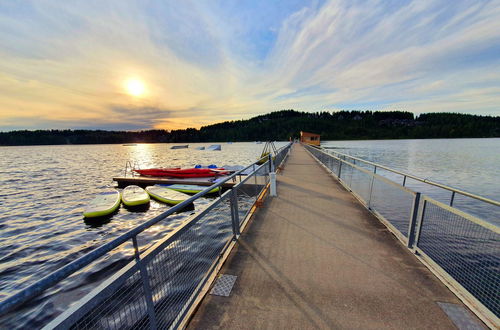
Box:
[1,110,499,146]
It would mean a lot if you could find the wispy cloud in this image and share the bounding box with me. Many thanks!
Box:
[0,0,499,131]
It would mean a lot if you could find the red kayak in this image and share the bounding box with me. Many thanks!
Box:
[134,168,228,178]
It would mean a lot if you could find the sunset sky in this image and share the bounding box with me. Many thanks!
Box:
[1,0,499,131]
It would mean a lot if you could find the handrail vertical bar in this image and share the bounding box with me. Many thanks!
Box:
[367,166,377,209]
[132,237,158,330]
[253,164,257,186]
[230,188,240,238]
[407,192,421,248]
[413,200,427,251]
[450,191,456,206]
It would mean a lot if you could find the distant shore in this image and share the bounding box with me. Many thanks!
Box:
[1,110,499,146]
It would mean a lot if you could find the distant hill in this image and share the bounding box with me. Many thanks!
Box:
[1,110,499,146]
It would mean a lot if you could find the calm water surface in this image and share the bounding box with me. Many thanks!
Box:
[0,142,285,328]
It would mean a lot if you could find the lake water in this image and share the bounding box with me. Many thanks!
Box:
[0,139,498,327]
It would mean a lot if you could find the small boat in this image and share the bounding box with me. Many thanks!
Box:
[227,142,233,144]
[255,141,262,144]
[207,144,221,151]
[162,184,221,194]
[121,185,150,207]
[83,190,121,218]
[122,143,137,146]
[134,168,180,177]
[171,145,189,149]
[160,168,228,178]
[195,146,205,150]
[146,185,190,205]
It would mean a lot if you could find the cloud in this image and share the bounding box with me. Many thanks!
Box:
[0,0,499,131]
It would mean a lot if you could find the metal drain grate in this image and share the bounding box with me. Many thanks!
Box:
[437,302,486,330]
[210,274,237,297]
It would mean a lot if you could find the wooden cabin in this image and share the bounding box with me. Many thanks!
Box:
[300,131,320,146]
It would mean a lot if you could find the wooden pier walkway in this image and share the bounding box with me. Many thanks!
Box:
[188,144,482,329]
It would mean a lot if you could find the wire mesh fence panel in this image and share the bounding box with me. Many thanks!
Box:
[329,157,340,176]
[144,197,233,329]
[236,167,269,225]
[369,177,415,237]
[274,148,287,168]
[70,270,150,330]
[307,148,322,162]
[339,163,353,188]
[448,193,500,226]
[349,168,373,204]
[417,201,500,317]
[236,183,260,224]
[319,152,327,166]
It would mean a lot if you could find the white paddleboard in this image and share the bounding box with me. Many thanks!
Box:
[122,185,150,207]
[83,190,121,218]
[146,185,190,205]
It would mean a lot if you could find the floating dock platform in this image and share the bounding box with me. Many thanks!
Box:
[113,175,240,189]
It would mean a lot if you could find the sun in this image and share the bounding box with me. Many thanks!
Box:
[124,78,146,97]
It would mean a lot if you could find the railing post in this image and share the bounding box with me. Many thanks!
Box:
[253,164,258,186]
[270,172,277,197]
[268,153,277,197]
[412,200,427,251]
[367,175,375,209]
[230,188,241,238]
[450,191,456,206]
[402,175,407,187]
[407,192,421,248]
[338,160,342,179]
[132,237,158,330]
[367,166,379,208]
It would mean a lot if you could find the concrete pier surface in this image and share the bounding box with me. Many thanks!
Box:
[188,144,483,329]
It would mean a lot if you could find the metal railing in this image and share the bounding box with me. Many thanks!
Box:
[0,143,292,329]
[304,144,499,328]
[327,149,500,208]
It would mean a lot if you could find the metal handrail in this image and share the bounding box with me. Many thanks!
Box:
[325,148,500,207]
[0,142,293,316]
